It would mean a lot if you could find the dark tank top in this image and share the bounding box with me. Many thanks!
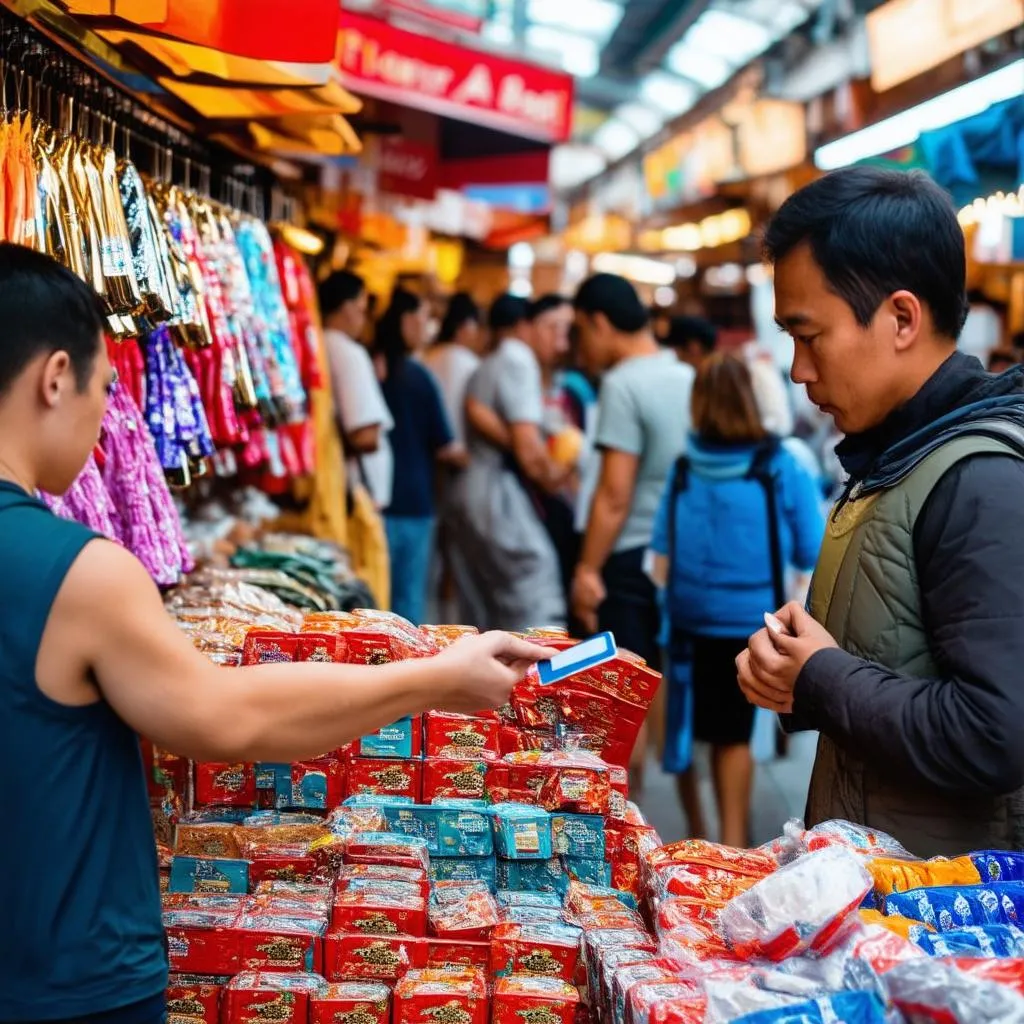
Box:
[0,482,166,1021]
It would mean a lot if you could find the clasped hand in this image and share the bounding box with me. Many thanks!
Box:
[735,601,837,714]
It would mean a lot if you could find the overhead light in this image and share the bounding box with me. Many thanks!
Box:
[550,144,607,191]
[687,10,772,65]
[612,102,665,138]
[591,252,676,287]
[654,285,676,307]
[664,41,733,90]
[527,0,624,39]
[639,71,699,117]
[591,117,640,162]
[815,60,1024,170]
[525,25,601,77]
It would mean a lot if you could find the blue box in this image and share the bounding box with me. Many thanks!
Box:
[429,856,497,891]
[358,717,416,758]
[552,814,605,860]
[169,856,249,894]
[490,802,553,860]
[496,857,566,894]
[496,890,562,908]
[342,794,415,807]
[563,856,611,887]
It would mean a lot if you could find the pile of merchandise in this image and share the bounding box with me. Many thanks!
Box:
[153,612,1024,1023]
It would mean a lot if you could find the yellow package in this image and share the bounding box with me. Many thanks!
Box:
[868,855,981,896]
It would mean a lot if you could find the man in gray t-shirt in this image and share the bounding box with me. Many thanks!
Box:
[572,275,694,665]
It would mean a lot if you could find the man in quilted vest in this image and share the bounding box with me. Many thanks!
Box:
[737,166,1024,857]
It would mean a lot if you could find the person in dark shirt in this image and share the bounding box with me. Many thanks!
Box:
[0,244,550,1024]
[374,288,464,624]
[737,167,1024,855]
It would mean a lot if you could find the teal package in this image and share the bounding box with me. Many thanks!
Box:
[383,804,494,857]
[496,890,562,908]
[343,794,415,807]
[563,856,611,887]
[496,857,567,894]
[384,805,441,852]
[169,856,249,894]
[359,717,415,758]
[255,763,287,791]
[552,814,605,859]
[490,802,553,860]
[429,856,498,890]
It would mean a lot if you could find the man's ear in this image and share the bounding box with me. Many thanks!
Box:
[39,350,72,408]
[889,290,923,353]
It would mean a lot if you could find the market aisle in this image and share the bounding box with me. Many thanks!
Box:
[636,730,818,846]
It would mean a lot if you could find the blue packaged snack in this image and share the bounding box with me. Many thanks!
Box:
[429,856,498,890]
[383,803,494,857]
[500,905,565,924]
[384,804,440,851]
[972,850,1024,883]
[490,803,553,860]
[912,923,1024,958]
[885,881,1024,931]
[562,857,612,887]
[497,857,567,894]
[343,793,415,807]
[552,813,605,860]
[358,716,416,758]
[496,890,563,908]
[732,991,888,1024]
[169,856,249,895]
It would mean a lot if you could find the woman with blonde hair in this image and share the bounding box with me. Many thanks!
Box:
[649,352,824,846]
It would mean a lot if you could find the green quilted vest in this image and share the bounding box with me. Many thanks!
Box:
[805,430,1024,857]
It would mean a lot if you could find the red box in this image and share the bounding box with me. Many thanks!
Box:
[165,974,224,1024]
[490,923,582,983]
[290,758,346,811]
[393,968,489,1024]
[242,631,300,666]
[422,758,490,802]
[428,884,499,941]
[245,844,318,888]
[324,931,416,982]
[331,891,427,937]
[221,971,324,1024]
[426,938,491,971]
[194,762,256,808]
[237,914,325,973]
[492,976,580,1024]
[311,982,392,1024]
[346,757,422,801]
[424,712,499,761]
[338,864,430,897]
[344,834,430,870]
[163,910,240,976]
[297,632,349,663]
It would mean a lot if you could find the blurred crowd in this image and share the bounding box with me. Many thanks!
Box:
[317,268,1018,846]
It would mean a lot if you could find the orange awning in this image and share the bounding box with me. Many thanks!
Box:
[158,76,362,120]
[62,0,340,63]
[248,116,362,158]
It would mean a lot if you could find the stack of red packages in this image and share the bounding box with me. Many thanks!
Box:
[332,888,427,938]
[490,922,584,982]
[221,971,325,1023]
[311,982,392,1024]
[393,968,489,1024]
[492,976,580,1024]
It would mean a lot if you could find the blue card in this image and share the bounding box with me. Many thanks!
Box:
[537,632,616,686]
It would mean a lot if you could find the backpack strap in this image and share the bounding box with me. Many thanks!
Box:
[746,438,786,610]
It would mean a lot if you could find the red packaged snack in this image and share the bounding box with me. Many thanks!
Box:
[194,762,256,809]
[332,890,428,937]
[428,883,499,941]
[628,980,706,1024]
[245,843,318,887]
[490,922,583,982]
[393,968,489,1024]
[166,974,224,1024]
[338,864,430,897]
[252,881,333,908]
[163,908,240,975]
[427,938,492,971]
[324,932,415,982]
[326,805,388,837]
[422,758,490,802]
[347,757,422,801]
[645,839,776,878]
[236,911,326,973]
[221,971,324,1024]
[538,763,610,815]
[297,632,349,663]
[424,712,500,761]
[242,631,300,666]
[493,976,580,1024]
[311,982,392,1024]
[288,759,346,811]
[344,833,431,870]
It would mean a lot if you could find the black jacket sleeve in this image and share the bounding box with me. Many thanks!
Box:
[792,454,1024,795]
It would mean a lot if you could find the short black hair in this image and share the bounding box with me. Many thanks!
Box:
[574,274,649,333]
[763,167,967,340]
[438,292,479,343]
[528,293,570,321]
[0,243,106,396]
[318,270,365,318]
[665,315,717,354]
[489,294,529,332]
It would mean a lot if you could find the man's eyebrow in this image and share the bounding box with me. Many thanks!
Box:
[774,313,813,329]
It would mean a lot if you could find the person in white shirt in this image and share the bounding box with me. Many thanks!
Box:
[318,271,394,510]
[423,293,484,448]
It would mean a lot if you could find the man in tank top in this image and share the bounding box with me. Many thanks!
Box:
[0,244,550,1024]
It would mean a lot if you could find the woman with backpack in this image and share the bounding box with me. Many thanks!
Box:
[649,353,824,847]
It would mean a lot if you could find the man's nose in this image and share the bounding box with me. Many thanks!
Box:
[790,350,815,385]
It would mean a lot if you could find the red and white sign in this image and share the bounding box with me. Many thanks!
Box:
[336,11,574,143]
[378,137,439,200]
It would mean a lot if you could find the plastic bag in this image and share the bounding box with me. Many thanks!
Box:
[884,882,1024,932]
[882,957,1024,1023]
[719,848,872,961]
[913,924,1024,959]
[728,991,889,1024]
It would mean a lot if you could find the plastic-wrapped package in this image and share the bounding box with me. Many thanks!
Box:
[644,839,776,900]
[383,802,494,858]
[310,982,391,1024]
[626,979,707,1024]
[428,882,500,940]
[337,863,430,897]
[430,856,497,890]
[324,932,414,982]
[496,856,567,894]
[331,889,427,937]
[973,851,1024,884]
[343,832,431,870]
[564,881,639,916]
[867,856,981,901]
[884,882,1024,932]
[727,991,889,1024]
[497,890,563,909]
[236,910,325,973]
[492,975,580,1024]
[883,957,1024,1023]
[393,968,489,1024]
[913,924,1024,959]
[425,711,501,761]
[490,921,583,981]
[719,848,872,961]
[221,971,326,1024]
[166,974,225,1024]
[490,802,555,860]
[764,819,915,864]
